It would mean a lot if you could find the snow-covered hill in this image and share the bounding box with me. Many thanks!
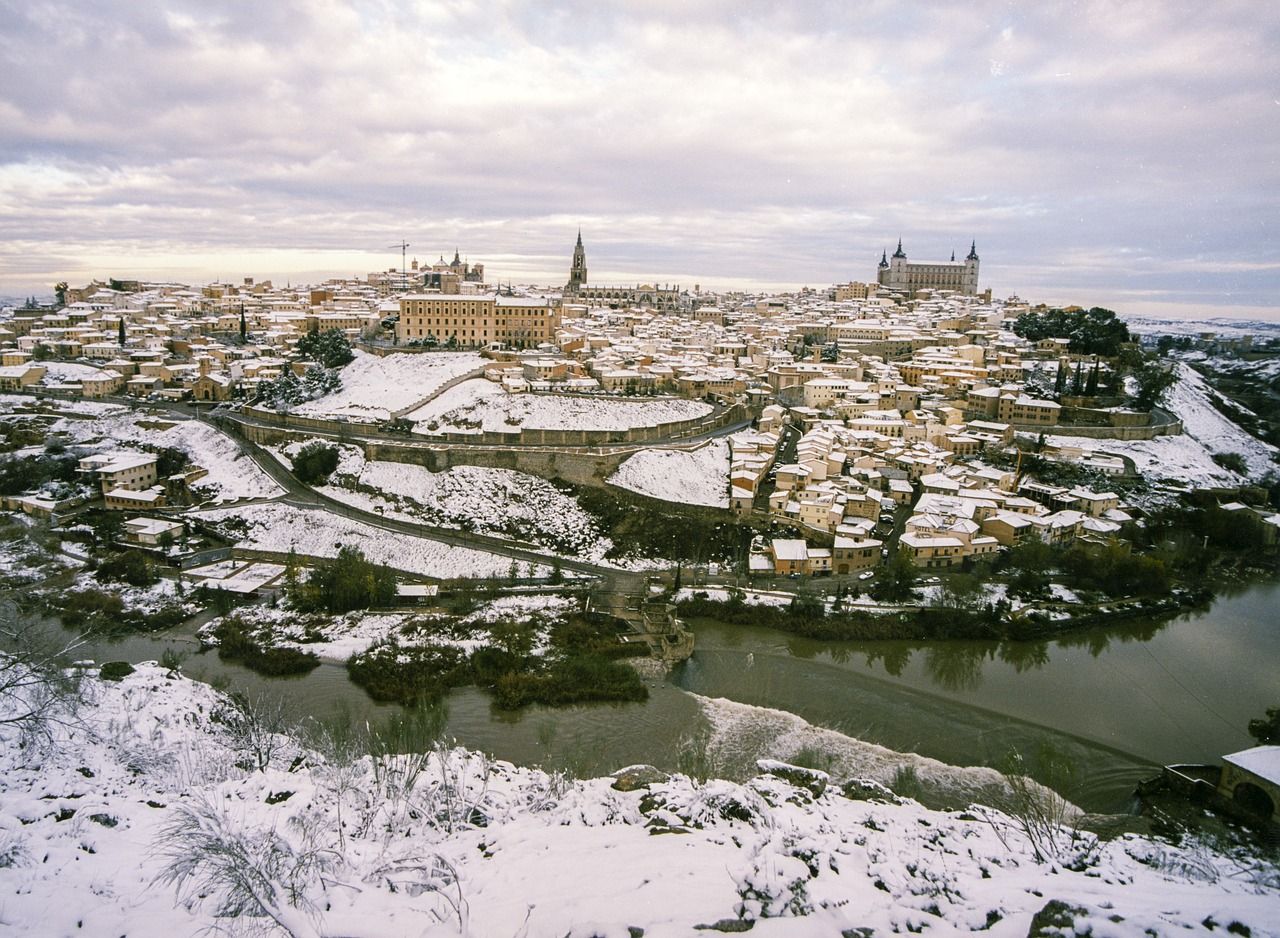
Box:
[1,664,1276,937]
[1048,362,1277,488]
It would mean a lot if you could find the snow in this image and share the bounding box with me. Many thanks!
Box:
[293,350,485,422]
[309,457,612,561]
[199,594,579,662]
[190,502,550,580]
[43,405,283,503]
[1046,363,1277,488]
[406,378,714,432]
[608,438,730,507]
[2,663,1276,937]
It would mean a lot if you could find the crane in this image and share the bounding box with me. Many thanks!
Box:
[387,241,410,292]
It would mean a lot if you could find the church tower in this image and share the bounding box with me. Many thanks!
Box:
[567,230,587,292]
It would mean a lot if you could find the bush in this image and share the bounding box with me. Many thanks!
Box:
[296,328,354,368]
[292,441,340,485]
[94,549,159,587]
[347,640,469,705]
[99,661,135,682]
[491,656,647,710]
[210,618,320,677]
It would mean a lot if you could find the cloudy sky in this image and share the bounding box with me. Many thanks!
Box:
[2,0,1277,318]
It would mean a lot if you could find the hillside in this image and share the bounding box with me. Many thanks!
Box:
[1,663,1276,937]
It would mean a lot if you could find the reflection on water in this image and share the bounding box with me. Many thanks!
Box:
[677,579,1280,811]
[25,579,1278,817]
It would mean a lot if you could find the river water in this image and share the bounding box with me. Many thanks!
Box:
[57,579,1279,815]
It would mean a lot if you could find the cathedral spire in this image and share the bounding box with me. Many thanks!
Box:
[892,238,906,259]
[878,248,889,269]
[967,240,979,261]
[951,249,956,262]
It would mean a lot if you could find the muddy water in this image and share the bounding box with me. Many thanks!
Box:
[51,580,1280,814]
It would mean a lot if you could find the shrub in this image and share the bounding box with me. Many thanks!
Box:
[211,618,320,677]
[99,661,135,682]
[94,549,159,587]
[347,640,469,705]
[292,441,340,485]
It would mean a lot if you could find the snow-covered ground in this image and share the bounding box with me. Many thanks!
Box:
[271,441,612,560]
[293,350,485,422]
[191,502,549,580]
[43,404,283,503]
[2,664,1276,937]
[405,378,714,433]
[608,438,730,507]
[199,594,579,663]
[1047,362,1277,487]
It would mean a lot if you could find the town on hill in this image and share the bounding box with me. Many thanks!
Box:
[1,240,1278,936]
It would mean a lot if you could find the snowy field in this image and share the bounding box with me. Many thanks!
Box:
[293,350,485,421]
[405,378,714,432]
[608,438,730,507]
[1,664,1276,937]
[191,502,549,580]
[42,404,283,503]
[271,441,613,560]
[1048,363,1277,488]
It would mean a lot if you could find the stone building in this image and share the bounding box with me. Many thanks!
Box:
[877,240,980,296]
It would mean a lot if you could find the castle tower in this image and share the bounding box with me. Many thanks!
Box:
[963,240,980,295]
[567,230,587,292]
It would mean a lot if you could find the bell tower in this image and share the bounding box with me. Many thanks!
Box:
[567,230,587,292]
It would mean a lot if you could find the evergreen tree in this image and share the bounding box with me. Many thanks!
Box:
[1084,360,1100,396]
[117,317,126,346]
[1070,362,1083,395]
[1053,363,1066,396]
[239,306,247,343]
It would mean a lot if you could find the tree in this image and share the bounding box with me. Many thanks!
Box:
[1011,307,1132,358]
[31,343,53,362]
[54,281,68,308]
[1053,364,1066,396]
[296,328,354,369]
[1070,362,1083,396]
[117,316,126,347]
[1133,364,1177,410]
[293,545,396,613]
[1084,360,1100,396]
[1248,706,1280,746]
[871,551,916,602]
[292,441,340,485]
[239,306,247,343]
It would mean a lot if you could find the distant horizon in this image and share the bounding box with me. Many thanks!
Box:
[3,249,1278,327]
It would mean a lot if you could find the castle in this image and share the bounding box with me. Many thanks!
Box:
[876,239,980,296]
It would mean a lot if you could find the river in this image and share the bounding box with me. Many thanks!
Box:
[53,579,1279,815]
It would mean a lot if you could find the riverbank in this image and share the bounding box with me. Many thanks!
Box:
[1,661,1276,937]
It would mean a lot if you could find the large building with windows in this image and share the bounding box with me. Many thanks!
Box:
[876,240,980,296]
[396,293,562,349]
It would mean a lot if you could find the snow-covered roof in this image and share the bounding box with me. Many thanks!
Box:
[1223,745,1280,785]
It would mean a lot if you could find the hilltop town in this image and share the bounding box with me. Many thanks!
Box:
[1,239,1275,598]
[1,240,1279,937]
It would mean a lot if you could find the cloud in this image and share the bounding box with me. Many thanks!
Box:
[1,0,1277,315]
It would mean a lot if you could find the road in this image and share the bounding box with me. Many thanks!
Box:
[201,411,652,599]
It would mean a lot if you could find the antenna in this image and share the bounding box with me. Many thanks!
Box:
[387,241,410,292]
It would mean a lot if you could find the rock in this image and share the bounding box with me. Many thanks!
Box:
[756,759,828,797]
[840,778,902,804]
[611,764,668,792]
[1026,900,1089,937]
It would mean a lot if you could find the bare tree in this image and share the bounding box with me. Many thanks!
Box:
[0,599,86,752]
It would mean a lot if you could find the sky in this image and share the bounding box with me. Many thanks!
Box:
[1,0,1278,320]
